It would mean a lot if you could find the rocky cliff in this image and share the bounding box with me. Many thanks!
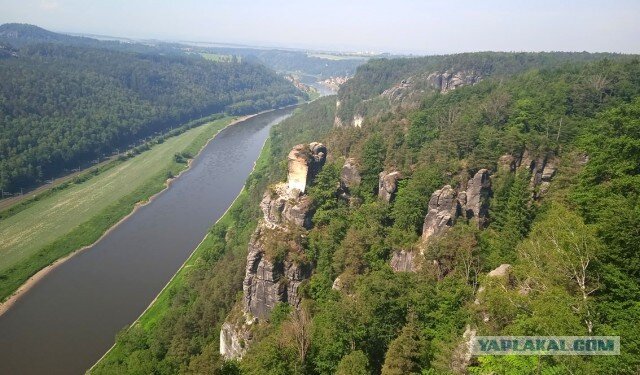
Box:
[336,69,482,128]
[220,143,326,359]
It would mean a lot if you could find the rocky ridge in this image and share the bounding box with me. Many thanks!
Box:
[220,143,326,359]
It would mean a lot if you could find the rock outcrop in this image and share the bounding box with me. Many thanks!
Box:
[340,158,361,191]
[221,143,326,359]
[422,185,460,243]
[421,169,492,244]
[390,249,419,272]
[426,70,481,93]
[389,170,494,272]
[287,142,326,193]
[462,169,491,227]
[378,170,402,202]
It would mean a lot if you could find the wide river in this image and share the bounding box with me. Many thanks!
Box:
[0,107,295,374]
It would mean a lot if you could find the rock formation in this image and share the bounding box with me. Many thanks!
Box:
[390,169,493,271]
[287,142,326,193]
[426,70,481,93]
[221,143,326,359]
[378,170,402,202]
[462,169,491,227]
[422,185,460,243]
[389,249,419,272]
[337,70,482,129]
[340,158,361,191]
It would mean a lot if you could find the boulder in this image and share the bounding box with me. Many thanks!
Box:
[378,170,402,202]
[487,263,512,278]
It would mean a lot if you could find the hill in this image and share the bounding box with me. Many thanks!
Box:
[0,24,303,192]
[93,52,640,374]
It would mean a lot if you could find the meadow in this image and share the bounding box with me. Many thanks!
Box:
[0,116,234,301]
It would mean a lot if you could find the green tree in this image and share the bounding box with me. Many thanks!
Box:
[381,313,425,375]
[359,134,386,196]
[336,350,370,375]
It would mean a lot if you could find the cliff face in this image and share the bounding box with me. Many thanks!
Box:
[221,143,326,359]
[336,69,482,128]
[391,169,492,272]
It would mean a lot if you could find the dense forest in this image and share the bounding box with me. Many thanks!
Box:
[0,24,304,192]
[94,52,640,375]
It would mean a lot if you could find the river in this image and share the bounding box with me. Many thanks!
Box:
[0,107,295,375]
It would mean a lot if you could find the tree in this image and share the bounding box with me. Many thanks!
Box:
[336,350,370,375]
[359,134,386,196]
[281,305,313,365]
[381,312,425,375]
[518,203,602,334]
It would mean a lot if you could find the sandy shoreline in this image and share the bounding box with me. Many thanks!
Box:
[0,111,269,318]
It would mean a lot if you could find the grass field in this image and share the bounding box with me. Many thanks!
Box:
[0,117,234,301]
[200,53,238,62]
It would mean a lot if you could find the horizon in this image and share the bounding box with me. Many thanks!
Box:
[0,0,639,55]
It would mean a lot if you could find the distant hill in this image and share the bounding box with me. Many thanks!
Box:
[0,24,304,192]
[0,23,368,79]
[0,23,95,46]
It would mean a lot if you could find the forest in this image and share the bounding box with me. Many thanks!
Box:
[0,24,303,192]
[93,52,640,374]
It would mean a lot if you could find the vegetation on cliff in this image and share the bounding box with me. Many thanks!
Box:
[94,53,640,374]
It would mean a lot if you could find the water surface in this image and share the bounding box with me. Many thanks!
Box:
[0,107,294,375]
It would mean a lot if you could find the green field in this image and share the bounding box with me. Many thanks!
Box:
[0,117,233,301]
[200,52,239,62]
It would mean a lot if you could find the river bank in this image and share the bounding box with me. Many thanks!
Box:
[0,110,277,312]
[0,107,297,375]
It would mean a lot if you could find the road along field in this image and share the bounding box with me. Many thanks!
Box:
[0,116,235,302]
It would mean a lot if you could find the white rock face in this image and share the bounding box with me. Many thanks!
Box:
[487,263,512,278]
[286,143,326,193]
[353,114,364,128]
[287,145,310,192]
[220,322,245,360]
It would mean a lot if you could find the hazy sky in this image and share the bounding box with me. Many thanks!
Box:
[1,0,638,54]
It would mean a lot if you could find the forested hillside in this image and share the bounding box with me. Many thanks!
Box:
[93,53,640,374]
[0,24,303,192]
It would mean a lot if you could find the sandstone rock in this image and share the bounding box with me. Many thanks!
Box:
[331,275,343,291]
[260,183,313,229]
[243,227,311,320]
[353,114,364,128]
[220,319,253,359]
[422,185,460,243]
[340,158,361,190]
[390,250,418,272]
[378,170,402,202]
[498,154,517,172]
[287,143,326,193]
[450,325,477,374]
[487,263,512,278]
[463,169,491,227]
[541,161,556,181]
[427,70,480,93]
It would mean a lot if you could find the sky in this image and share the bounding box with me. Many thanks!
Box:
[1,0,638,54]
